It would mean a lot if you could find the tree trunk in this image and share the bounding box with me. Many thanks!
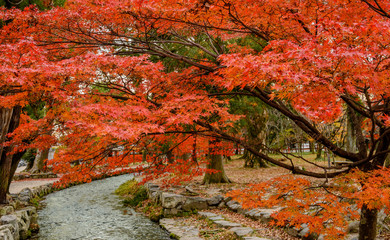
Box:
[166,150,174,164]
[309,141,314,153]
[0,106,21,204]
[203,153,231,184]
[203,139,231,184]
[346,106,358,153]
[243,149,268,168]
[30,148,49,173]
[315,144,322,160]
[6,150,25,194]
[358,203,378,240]
[0,151,13,203]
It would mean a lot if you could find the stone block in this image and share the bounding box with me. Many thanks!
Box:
[161,193,185,209]
[0,215,19,240]
[0,226,13,240]
[0,206,14,216]
[230,227,253,237]
[217,201,226,208]
[182,197,208,211]
[17,188,32,203]
[15,210,30,239]
[159,218,201,240]
[208,216,224,221]
[213,220,241,228]
[198,211,218,218]
[226,200,242,211]
[243,237,273,240]
[206,195,223,206]
[163,208,180,217]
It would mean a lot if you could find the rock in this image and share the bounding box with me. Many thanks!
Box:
[299,226,312,239]
[15,210,30,239]
[160,218,201,240]
[0,225,13,240]
[0,215,18,226]
[213,220,241,228]
[245,208,260,218]
[230,227,253,237]
[226,200,242,211]
[257,209,277,223]
[20,206,36,217]
[345,233,358,240]
[217,201,226,208]
[237,207,248,215]
[198,211,218,218]
[163,208,180,217]
[21,207,37,225]
[208,216,224,221]
[223,196,232,202]
[0,206,14,216]
[161,193,185,209]
[17,188,33,203]
[185,186,199,196]
[226,200,239,208]
[145,183,159,190]
[285,227,299,237]
[243,237,273,240]
[182,197,208,211]
[150,191,161,203]
[252,212,262,220]
[206,195,223,206]
[0,215,19,240]
[348,221,359,233]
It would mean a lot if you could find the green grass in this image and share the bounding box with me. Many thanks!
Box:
[115,179,148,207]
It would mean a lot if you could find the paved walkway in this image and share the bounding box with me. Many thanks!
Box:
[9,178,59,194]
[9,166,59,194]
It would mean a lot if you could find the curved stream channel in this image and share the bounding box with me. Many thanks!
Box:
[37,174,171,240]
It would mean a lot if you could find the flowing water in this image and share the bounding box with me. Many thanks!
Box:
[37,174,171,240]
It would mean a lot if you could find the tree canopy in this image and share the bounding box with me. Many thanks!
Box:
[1,0,390,239]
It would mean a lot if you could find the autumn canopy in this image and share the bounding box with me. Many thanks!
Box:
[1,0,390,239]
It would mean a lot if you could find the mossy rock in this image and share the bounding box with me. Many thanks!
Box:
[115,179,147,207]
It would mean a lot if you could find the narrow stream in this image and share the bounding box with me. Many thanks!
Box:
[37,174,171,240]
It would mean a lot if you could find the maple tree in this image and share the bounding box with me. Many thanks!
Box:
[1,0,390,239]
[0,0,66,203]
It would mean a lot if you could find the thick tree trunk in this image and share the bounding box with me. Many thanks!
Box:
[0,151,13,203]
[358,203,378,240]
[6,151,25,194]
[30,148,49,173]
[203,139,231,184]
[203,153,231,184]
[0,106,21,204]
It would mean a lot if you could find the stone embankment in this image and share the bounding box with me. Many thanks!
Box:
[0,184,52,240]
[144,183,379,240]
[13,173,57,181]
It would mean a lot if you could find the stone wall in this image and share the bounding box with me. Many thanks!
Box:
[13,173,57,181]
[0,184,53,240]
[144,183,376,240]
[145,183,227,217]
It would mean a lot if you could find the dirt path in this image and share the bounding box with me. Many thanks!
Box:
[9,178,59,194]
